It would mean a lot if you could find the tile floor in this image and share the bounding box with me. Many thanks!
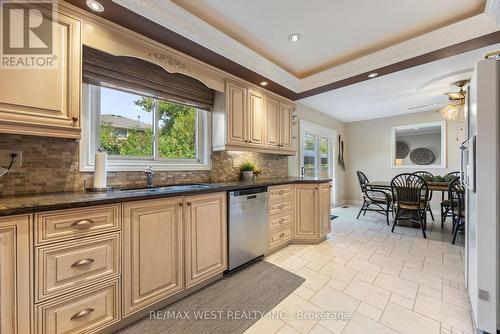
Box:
[245,206,472,334]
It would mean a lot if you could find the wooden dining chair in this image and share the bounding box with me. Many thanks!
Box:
[412,171,435,221]
[440,172,460,227]
[448,177,465,244]
[356,171,391,225]
[391,173,429,238]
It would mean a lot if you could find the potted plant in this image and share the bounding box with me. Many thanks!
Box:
[240,161,256,180]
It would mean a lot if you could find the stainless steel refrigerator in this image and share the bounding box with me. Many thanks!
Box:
[463,55,499,333]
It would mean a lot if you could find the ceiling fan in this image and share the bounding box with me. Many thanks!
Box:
[408,80,469,120]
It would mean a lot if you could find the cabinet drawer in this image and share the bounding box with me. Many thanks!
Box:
[36,279,120,334]
[36,204,120,245]
[269,226,292,250]
[269,185,293,200]
[36,233,120,302]
[269,211,293,230]
[269,198,293,215]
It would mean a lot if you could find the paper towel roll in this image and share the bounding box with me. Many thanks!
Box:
[94,148,107,188]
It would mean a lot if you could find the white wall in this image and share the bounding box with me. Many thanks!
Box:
[289,103,348,205]
[345,110,464,209]
[396,132,442,166]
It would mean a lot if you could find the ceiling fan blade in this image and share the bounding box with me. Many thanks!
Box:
[408,102,447,111]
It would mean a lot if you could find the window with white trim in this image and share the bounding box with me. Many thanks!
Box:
[80,83,210,172]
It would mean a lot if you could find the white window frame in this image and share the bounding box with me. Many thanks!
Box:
[80,83,211,172]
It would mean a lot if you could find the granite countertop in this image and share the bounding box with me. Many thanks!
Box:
[0,177,331,216]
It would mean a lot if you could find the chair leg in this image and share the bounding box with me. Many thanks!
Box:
[428,205,435,221]
[385,203,390,226]
[452,218,462,245]
[440,204,445,228]
[357,201,366,219]
[420,210,427,239]
[391,208,399,233]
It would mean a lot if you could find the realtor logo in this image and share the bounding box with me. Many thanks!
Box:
[1,0,58,68]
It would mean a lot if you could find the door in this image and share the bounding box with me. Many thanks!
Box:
[184,192,227,288]
[123,198,184,316]
[0,215,31,334]
[226,82,246,145]
[280,102,293,150]
[265,97,280,148]
[293,184,318,240]
[319,183,332,236]
[0,8,81,138]
[247,89,265,146]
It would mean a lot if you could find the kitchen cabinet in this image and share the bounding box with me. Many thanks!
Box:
[267,184,294,253]
[0,215,32,334]
[0,8,81,139]
[122,198,184,316]
[293,182,332,242]
[213,80,296,155]
[184,192,227,288]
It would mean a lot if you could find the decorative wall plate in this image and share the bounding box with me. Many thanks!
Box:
[396,141,409,159]
[410,148,435,165]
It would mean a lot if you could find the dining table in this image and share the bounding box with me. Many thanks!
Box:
[367,181,450,192]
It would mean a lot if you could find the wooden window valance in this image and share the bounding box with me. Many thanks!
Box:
[82,45,214,111]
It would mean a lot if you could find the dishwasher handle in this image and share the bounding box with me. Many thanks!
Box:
[229,187,268,197]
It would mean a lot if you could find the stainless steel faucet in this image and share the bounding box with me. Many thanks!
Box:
[145,165,154,187]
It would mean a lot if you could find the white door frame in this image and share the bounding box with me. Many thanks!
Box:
[299,120,337,205]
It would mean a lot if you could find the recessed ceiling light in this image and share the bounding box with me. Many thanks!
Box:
[260,81,268,87]
[368,72,378,78]
[86,0,104,12]
[288,33,302,43]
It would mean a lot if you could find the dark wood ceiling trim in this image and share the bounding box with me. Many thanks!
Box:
[296,31,500,100]
[66,0,500,102]
[64,0,298,100]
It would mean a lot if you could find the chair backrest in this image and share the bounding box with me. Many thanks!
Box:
[445,171,460,178]
[391,173,428,209]
[356,171,369,193]
[448,177,464,217]
[412,171,433,181]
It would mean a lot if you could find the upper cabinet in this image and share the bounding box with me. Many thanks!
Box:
[0,7,81,139]
[213,81,296,155]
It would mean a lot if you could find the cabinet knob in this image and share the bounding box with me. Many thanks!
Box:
[71,219,95,230]
[71,116,79,122]
[71,258,95,268]
[279,204,285,209]
[71,308,95,320]
[179,202,183,207]
[279,190,285,194]
[279,218,285,223]
[187,202,192,206]
[279,233,285,238]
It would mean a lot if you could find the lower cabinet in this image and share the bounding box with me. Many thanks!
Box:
[293,182,332,242]
[184,192,227,288]
[0,215,32,334]
[122,197,184,316]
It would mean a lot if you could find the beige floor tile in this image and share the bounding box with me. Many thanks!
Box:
[276,324,301,334]
[308,323,334,334]
[306,262,324,272]
[278,255,309,272]
[419,285,442,300]
[354,271,377,284]
[442,285,471,310]
[294,284,317,300]
[389,293,414,309]
[343,312,398,334]
[356,302,383,321]
[400,267,443,291]
[346,257,382,276]
[274,294,322,333]
[344,279,390,310]
[326,278,348,292]
[300,249,334,266]
[244,316,284,334]
[319,262,357,283]
[381,302,440,334]
[310,285,360,312]
[381,266,401,277]
[296,267,330,292]
[370,253,404,271]
[374,273,418,300]
[422,262,465,282]
[366,240,395,256]
[414,294,473,333]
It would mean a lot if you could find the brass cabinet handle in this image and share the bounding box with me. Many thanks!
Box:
[70,308,94,320]
[279,218,285,223]
[178,202,183,207]
[71,116,79,122]
[279,190,285,194]
[279,233,285,238]
[187,202,192,206]
[71,219,95,230]
[71,258,95,268]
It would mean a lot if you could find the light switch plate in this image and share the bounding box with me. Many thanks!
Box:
[0,150,22,170]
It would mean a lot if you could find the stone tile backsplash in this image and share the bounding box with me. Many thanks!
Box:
[0,134,289,196]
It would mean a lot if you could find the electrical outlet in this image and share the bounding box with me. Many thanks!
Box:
[0,150,22,170]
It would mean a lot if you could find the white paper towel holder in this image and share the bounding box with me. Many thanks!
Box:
[86,147,113,192]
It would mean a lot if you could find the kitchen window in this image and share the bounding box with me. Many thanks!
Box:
[80,46,213,172]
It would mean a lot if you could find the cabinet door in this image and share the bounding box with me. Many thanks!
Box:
[247,89,265,146]
[226,82,247,145]
[123,198,184,316]
[184,192,227,288]
[293,184,319,240]
[280,102,293,150]
[319,183,332,236]
[265,97,280,148]
[0,9,81,139]
[0,215,31,334]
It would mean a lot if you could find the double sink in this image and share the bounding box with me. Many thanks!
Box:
[120,183,217,193]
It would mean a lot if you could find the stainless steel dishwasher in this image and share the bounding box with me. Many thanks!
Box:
[228,187,269,271]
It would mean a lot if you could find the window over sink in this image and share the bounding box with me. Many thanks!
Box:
[80,83,210,172]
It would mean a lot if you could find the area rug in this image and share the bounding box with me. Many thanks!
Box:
[117,260,304,334]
